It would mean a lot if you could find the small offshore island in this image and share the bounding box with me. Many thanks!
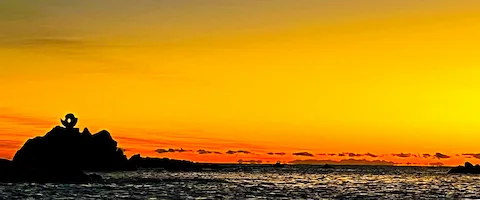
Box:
[0,114,215,183]
[448,162,480,174]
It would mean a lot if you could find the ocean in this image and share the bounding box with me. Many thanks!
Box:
[0,165,478,199]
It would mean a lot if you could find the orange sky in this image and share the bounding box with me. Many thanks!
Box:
[1,0,480,166]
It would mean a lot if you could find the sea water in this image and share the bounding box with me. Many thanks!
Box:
[0,165,479,199]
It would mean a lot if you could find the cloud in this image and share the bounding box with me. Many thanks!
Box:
[348,153,363,157]
[392,153,412,158]
[116,126,273,152]
[434,153,450,159]
[365,153,379,158]
[115,136,163,148]
[334,152,380,158]
[403,162,420,165]
[197,149,222,155]
[328,153,336,156]
[155,149,169,154]
[0,111,55,128]
[0,139,22,149]
[155,148,192,154]
[290,159,394,166]
[293,152,314,157]
[226,150,251,155]
[267,152,286,156]
[422,154,431,158]
[317,153,326,156]
[238,159,262,164]
[462,153,480,159]
[429,162,444,166]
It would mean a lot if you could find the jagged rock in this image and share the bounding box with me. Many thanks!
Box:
[83,128,91,135]
[13,125,134,171]
[448,162,480,174]
[466,162,474,168]
[0,114,139,183]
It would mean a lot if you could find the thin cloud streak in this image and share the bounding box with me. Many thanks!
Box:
[434,153,450,159]
[0,112,55,128]
[226,150,251,155]
[197,149,222,155]
[392,153,412,158]
[462,153,480,159]
[155,148,192,154]
[267,152,286,156]
[0,139,23,149]
[293,152,314,157]
[365,153,379,158]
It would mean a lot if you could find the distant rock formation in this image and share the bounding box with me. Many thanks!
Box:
[129,154,194,170]
[273,161,285,167]
[128,154,219,171]
[448,162,480,174]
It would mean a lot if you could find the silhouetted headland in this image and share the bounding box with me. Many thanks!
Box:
[0,113,212,183]
[448,162,480,174]
[128,154,220,171]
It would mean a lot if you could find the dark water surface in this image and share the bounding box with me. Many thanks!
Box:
[1,165,479,199]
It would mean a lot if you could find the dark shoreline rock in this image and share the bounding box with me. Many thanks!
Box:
[0,113,223,182]
[0,159,95,183]
[13,126,134,172]
[0,113,136,183]
[128,154,221,171]
[448,162,480,174]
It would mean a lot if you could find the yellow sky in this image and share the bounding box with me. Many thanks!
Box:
[1,0,480,165]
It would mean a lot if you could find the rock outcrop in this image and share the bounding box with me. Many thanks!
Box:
[448,162,480,174]
[0,113,220,182]
[128,154,219,171]
[13,125,133,171]
[0,113,135,183]
[129,154,194,170]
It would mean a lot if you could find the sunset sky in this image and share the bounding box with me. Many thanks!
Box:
[1,0,480,166]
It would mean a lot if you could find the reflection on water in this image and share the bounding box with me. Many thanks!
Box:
[1,165,480,199]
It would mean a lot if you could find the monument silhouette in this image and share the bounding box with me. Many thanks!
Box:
[61,113,78,129]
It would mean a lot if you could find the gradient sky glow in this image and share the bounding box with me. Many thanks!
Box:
[2,0,480,166]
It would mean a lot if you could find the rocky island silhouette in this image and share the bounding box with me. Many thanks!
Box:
[448,162,480,174]
[0,113,210,183]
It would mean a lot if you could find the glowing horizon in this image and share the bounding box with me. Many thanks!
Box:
[2,0,480,166]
